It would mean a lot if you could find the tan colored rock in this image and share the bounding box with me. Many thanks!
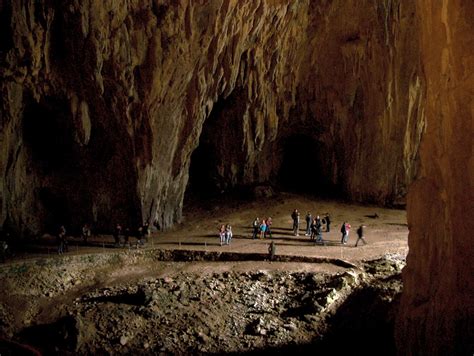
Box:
[0,1,422,235]
[397,1,474,354]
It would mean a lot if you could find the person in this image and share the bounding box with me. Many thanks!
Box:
[305,212,312,236]
[137,222,150,245]
[341,222,351,244]
[325,214,331,232]
[225,224,233,245]
[142,222,150,243]
[310,218,318,240]
[0,240,8,263]
[340,222,347,244]
[291,209,300,236]
[268,241,276,261]
[58,225,67,254]
[123,226,131,247]
[316,215,321,226]
[113,224,122,246]
[252,218,260,239]
[346,222,351,242]
[355,225,367,247]
[81,223,91,244]
[219,225,226,246]
[315,219,323,244]
[260,219,267,239]
[266,217,273,238]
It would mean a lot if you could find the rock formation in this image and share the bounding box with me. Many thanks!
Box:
[397,1,474,354]
[0,1,472,353]
[1,0,423,235]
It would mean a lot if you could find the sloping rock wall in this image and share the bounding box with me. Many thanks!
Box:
[0,0,423,235]
[397,1,474,354]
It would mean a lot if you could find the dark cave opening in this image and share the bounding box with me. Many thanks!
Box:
[185,90,247,204]
[22,95,77,173]
[21,95,83,233]
[278,135,338,197]
[38,187,71,232]
[187,141,221,201]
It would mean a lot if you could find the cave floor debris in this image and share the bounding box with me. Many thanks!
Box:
[0,195,408,354]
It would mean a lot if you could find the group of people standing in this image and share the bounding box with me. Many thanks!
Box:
[219,224,233,246]
[113,222,151,247]
[290,209,331,244]
[252,217,273,239]
[55,221,151,254]
[216,209,367,247]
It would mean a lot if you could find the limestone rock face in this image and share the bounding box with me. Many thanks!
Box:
[0,1,423,234]
[397,1,474,354]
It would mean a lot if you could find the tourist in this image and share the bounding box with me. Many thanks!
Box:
[142,222,151,243]
[346,222,351,242]
[252,217,260,239]
[340,222,347,244]
[291,209,300,236]
[268,241,276,261]
[137,222,150,245]
[310,218,318,240]
[219,224,226,246]
[340,222,351,244]
[260,219,267,239]
[113,224,122,246]
[225,224,233,245]
[315,220,323,244]
[0,240,8,262]
[355,225,367,247]
[316,215,321,227]
[305,212,312,236]
[325,213,331,232]
[123,226,131,247]
[266,217,273,238]
[81,223,91,244]
[57,225,67,254]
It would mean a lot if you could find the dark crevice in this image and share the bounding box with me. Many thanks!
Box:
[277,134,340,197]
[0,1,13,56]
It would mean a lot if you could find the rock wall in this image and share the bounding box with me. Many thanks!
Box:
[0,0,423,235]
[397,1,474,354]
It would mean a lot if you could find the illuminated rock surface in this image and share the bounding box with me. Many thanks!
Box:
[0,0,422,234]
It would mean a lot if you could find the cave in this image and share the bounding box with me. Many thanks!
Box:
[186,88,248,204]
[0,1,472,355]
[22,94,77,174]
[278,134,337,197]
[186,141,220,201]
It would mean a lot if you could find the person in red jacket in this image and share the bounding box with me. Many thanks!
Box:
[340,222,351,244]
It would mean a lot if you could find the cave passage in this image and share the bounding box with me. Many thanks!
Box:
[278,135,338,197]
[185,90,246,203]
[187,141,220,200]
[22,95,77,173]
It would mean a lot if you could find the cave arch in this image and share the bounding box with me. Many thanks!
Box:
[185,89,247,203]
[187,141,220,200]
[277,134,338,197]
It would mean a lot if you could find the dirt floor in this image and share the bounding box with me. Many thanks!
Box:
[0,193,408,354]
[10,193,408,263]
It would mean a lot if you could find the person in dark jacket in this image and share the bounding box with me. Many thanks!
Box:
[340,222,348,244]
[355,225,367,247]
[305,212,312,236]
[291,209,300,236]
[113,224,122,246]
[252,218,260,239]
[325,214,331,232]
[58,225,67,254]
